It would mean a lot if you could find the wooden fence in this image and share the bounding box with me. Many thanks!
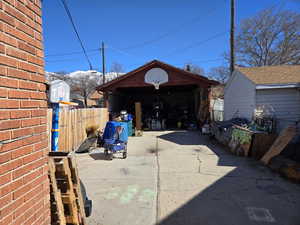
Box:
[47,108,108,152]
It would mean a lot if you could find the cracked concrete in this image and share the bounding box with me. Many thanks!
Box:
[76,131,300,225]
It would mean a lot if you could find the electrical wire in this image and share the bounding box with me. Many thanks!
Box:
[46,1,229,61]
[188,58,224,64]
[107,45,139,59]
[45,52,99,63]
[45,49,99,57]
[120,1,228,51]
[161,31,228,58]
[124,58,224,72]
[59,0,94,69]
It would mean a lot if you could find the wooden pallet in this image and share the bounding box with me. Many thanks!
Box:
[49,153,87,225]
[68,155,87,225]
[49,159,66,225]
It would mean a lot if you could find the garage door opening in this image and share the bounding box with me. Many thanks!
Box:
[109,84,204,130]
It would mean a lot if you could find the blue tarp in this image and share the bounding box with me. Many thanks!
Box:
[103,121,128,143]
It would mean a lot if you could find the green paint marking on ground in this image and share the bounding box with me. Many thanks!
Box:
[105,187,121,200]
[138,189,155,202]
[120,185,139,204]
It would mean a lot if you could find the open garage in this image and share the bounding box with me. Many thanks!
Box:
[96,60,218,130]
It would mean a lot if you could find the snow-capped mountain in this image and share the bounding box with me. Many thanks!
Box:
[45,70,124,84]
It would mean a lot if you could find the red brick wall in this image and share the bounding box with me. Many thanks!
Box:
[0,0,50,224]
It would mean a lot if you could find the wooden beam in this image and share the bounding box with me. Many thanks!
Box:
[261,126,297,165]
[135,102,142,133]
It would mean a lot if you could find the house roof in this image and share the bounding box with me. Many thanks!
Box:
[237,65,300,85]
[89,91,102,99]
[96,60,218,91]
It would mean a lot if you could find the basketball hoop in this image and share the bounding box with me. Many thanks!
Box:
[152,81,160,90]
[145,68,168,90]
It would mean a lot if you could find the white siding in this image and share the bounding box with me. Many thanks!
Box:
[224,71,256,120]
[256,88,300,131]
[210,98,224,121]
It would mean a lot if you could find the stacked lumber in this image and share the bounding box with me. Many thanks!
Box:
[49,153,87,225]
[261,126,300,183]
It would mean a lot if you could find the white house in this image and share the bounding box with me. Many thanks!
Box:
[224,65,300,132]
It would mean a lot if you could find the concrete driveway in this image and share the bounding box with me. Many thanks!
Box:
[76,131,300,225]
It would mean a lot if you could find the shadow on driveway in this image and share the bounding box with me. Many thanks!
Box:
[89,152,110,160]
[88,150,125,161]
[156,131,300,225]
[158,130,204,145]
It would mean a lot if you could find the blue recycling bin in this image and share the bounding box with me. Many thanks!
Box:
[123,120,133,137]
[103,121,128,143]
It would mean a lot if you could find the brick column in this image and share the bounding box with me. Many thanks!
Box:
[0,1,50,224]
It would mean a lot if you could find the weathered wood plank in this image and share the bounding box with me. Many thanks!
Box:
[49,158,66,225]
[135,102,142,131]
[261,126,297,165]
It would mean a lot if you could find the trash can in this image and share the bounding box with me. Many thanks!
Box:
[103,121,128,143]
[127,120,133,136]
[122,114,133,137]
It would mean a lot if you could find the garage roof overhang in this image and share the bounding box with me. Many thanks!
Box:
[96,60,219,92]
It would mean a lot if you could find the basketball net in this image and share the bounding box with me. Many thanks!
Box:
[151,81,160,90]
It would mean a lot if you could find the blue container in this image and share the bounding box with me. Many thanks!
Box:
[127,120,133,136]
[127,114,133,121]
[103,121,128,143]
[122,120,133,137]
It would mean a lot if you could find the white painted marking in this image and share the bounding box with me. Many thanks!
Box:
[246,207,275,223]
[120,185,139,204]
[138,189,155,203]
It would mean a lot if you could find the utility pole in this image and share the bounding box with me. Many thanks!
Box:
[101,42,106,84]
[230,0,235,75]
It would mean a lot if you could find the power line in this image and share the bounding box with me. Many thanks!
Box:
[230,0,235,74]
[45,45,138,59]
[59,0,93,69]
[45,49,99,57]
[120,2,227,51]
[45,52,99,63]
[188,58,224,64]
[161,31,228,58]
[45,1,227,61]
[124,58,224,73]
[107,45,149,62]
[45,58,80,63]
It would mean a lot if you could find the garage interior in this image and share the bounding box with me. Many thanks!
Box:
[109,85,203,129]
[97,60,218,131]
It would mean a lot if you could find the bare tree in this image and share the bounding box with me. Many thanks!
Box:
[183,63,205,75]
[68,73,100,108]
[208,66,230,84]
[110,62,124,77]
[235,8,300,66]
[48,71,100,108]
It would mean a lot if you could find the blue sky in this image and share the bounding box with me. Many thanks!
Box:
[42,0,300,74]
